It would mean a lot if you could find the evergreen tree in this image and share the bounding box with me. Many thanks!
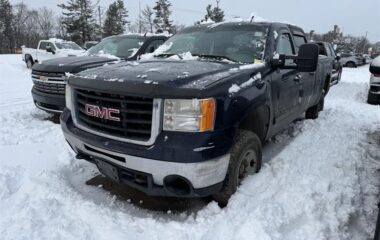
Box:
[203,4,224,23]
[0,0,14,52]
[102,0,128,37]
[141,5,154,33]
[58,0,96,44]
[153,0,172,33]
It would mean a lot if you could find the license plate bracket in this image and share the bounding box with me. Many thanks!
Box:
[95,159,119,182]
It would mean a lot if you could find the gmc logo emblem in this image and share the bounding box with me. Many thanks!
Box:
[85,104,120,122]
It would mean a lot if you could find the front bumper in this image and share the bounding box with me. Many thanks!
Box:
[61,109,232,197]
[32,87,65,113]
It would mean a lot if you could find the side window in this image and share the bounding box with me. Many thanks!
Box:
[328,45,336,57]
[293,35,307,53]
[47,42,56,51]
[325,45,332,56]
[39,42,48,50]
[145,40,165,53]
[276,33,295,65]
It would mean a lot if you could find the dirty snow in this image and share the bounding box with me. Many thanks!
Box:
[229,73,262,94]
[0,55,379,240]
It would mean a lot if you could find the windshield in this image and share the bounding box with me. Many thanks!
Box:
[86,36,145,58]
[55,42,83,50]
[158,24,268,63]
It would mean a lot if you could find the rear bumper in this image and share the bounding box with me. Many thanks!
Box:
[60,109,232,197]
[32,87,65,113]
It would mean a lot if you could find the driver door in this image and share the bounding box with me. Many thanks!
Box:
[271,31,301,124]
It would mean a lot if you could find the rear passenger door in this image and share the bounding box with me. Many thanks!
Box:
[271,31,300,123]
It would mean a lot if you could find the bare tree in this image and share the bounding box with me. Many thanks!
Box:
[141,5,154,33]
[13,3,29,48]
[37,7,54,39]
[55,16,68,39]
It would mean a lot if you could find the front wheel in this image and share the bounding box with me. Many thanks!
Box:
[26,58,33,69]
[213,130,262,207]
[367,92,379,105]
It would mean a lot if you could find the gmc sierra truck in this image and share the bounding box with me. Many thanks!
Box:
[61,22,331,206]
[31,34,167,113]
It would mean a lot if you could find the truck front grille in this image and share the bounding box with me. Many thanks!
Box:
[32,71,66,95]
[74,89,154,141]
[33,81,65,95]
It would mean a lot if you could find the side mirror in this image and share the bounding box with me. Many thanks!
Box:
[46,46,55,54]
[336,56,341,61]
[296,43,319,72]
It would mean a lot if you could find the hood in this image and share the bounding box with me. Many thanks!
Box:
[70,59,265,98]
[33,56,119,73]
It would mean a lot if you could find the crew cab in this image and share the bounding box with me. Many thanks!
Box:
[316,41,342,86]
[31,34,167,113]
[22,39,85,68]
[61,22,330,206]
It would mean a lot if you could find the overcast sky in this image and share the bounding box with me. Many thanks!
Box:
[10,0,380,42]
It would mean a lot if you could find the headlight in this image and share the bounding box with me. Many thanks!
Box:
[163,98,215,132]
[65,84,73,110]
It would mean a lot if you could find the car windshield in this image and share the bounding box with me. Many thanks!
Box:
[55,42,83,50]
[157,24,268,63]
[86,36,145,58]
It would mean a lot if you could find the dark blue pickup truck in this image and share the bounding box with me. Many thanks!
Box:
[61,22,331,206]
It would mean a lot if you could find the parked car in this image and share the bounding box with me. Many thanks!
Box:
[316,41,342,86]
[356,53,367,65]
[339,53,361,68]
[367,55,380,104]
[22,39,85,68]
[61,22,331,206]
[83,41,99,50]
[31,34,167,113]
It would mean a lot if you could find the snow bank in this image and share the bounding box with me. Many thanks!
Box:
[0,56,379,240]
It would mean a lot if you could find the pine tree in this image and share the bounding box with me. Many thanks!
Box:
[102,0,128,37]
[58,0,96,44]
[0,0,14,52]
[203,4,224,23]
[141,5,154,33]
[153,0,172,33]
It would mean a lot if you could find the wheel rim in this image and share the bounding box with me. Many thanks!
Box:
[236,149,256,185]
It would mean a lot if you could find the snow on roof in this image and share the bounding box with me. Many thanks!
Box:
[48,38,74,43]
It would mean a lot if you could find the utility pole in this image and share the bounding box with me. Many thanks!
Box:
[363,31,368,54]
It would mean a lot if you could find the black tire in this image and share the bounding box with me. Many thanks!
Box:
[346,62,356,68]
[213,130,262,207]
[306,91,325,119]
[367,92,379,105]
[26,56,33,69]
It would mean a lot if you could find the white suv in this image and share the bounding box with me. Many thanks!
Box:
[368,56,380,104]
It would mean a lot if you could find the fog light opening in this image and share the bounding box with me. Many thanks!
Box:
[164,175,192,196]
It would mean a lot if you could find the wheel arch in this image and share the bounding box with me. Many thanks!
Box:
[238,104,270,143]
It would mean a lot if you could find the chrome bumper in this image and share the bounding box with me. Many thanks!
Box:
[65,134,230,189]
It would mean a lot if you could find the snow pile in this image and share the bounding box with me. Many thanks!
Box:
[229,73,262,94]
[140,42,173,60]
[0,56,379,240]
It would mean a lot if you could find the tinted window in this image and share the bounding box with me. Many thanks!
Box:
[293,35,306,53]
[328,45,336,57]
[87,36,145,58]
[47,42,56,51]
[277,33,294,55]
[145,40,165,53]
[39,42,48,50]
[325,45,332,56]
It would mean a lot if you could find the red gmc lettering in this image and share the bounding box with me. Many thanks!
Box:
[84,104,120,122]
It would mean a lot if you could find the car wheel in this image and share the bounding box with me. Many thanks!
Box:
[213,130,262,207]
[346,62,356,68]
[306,90,325,119]
[26,58,33,69]
[367,92,379,105]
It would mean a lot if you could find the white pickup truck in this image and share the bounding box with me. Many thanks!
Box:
[22,39,85,68]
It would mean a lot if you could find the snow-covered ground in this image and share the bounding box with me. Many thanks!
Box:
[0,54,379,240]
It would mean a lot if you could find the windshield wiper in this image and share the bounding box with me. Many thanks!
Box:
[192,54,238,63]
[154,53,183,59]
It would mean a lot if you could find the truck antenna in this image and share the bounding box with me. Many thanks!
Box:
[250,15,255,23]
